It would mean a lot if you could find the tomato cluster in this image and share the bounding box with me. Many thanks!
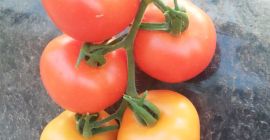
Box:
[39,0,216,140]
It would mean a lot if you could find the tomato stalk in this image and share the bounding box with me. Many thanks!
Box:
[94,0,158,124]
[124,0,150,97]
[74,0,190,137]
[74,0,158,136]
[116,0,162,127]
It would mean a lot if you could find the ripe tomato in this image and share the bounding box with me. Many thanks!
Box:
[40,111,117,140]
[41,0,139,43]
[118,90,200,140]
[134,0,216,83]
[40,35,127,114]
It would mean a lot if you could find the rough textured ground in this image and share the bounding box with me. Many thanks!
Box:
[0,0,270,139]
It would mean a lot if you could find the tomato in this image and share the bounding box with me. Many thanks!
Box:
[134,0,216,83]
[118,90,200,140]
[40,35,127,114]
[41,0,139,43]
[40,111,117,140]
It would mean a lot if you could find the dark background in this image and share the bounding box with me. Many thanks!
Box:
[0,0,270,139]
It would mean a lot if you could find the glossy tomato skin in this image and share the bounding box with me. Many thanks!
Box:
[118,90,200,140]
[40,35,127,114]
[40,111,117,140]
[42,0,139,43]
[135,0,216,83]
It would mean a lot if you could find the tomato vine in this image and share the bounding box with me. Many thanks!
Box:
[73,0,190,137]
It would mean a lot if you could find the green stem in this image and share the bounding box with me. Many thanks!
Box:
[91,113,118,127]
[92,1,151,126]
[140,23,169,31]
[125,0,150,97]
[91,0,154,128]
[88,41,124,54]
[102,42,124,54]
[153,0,168,12]
[92,125,119,135]
[174,0,180,10]
[126,1,149,43]
[82,115,92,137]
[92,100,128,127]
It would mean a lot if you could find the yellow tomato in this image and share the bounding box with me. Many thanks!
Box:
[118,90,200,140]
[40,111,117,140]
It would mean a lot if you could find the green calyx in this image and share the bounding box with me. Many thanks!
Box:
[140,0,189,35]
[165,8,189,35]
[75,43,106,68]
[124,92,160,127]
[75,113,119,138]
[75,34,127,68]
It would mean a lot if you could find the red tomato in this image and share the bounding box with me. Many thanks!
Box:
[42,0,139,43]
[40,35,127,114]
[134,0,216,83]
[118,90,200,140]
